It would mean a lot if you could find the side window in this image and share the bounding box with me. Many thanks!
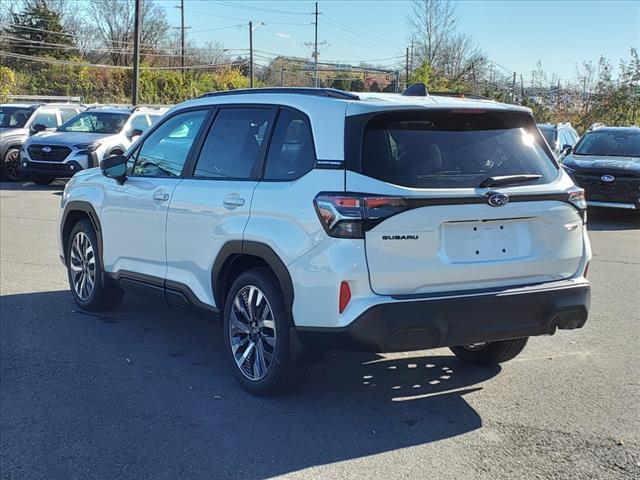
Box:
[558,130,569,147]
[264,109,316,180]
[129,114,150,133]
[132,109,207,178]
[194,108,273,179]
[31,110,58,128]
[148,114,161,125]
[59,109,79,124]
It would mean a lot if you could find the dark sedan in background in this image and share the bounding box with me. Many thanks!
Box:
[562,126,640,212]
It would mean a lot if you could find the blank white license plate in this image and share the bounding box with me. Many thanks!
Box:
[442,219,532,263]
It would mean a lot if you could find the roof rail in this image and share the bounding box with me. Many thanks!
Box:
[198,87,360,100]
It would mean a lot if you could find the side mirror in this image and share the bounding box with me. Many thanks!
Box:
[100,155,127,184]
[31,123,46,134]
[129,128,143,139]
[561,144,573,155]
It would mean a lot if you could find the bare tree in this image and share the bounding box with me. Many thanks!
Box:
[85,0,170,66]
[407,0,458,67]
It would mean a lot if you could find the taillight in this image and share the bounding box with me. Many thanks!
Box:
[567,187,587,222]
[314,193,409,238]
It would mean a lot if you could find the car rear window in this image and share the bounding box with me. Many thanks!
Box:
[359,110,558,189]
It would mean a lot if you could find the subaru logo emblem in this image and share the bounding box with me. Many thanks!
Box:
[600,174,615,183]
[487,193,509,207]
[41,146,51,153]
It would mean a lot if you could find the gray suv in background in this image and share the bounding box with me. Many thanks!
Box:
[19,106,167,185]
[537,122,580,160]
[0,102,85,181]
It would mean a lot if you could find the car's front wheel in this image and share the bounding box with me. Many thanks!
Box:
[450,338,529,366]
[222,268,302,396]
[2,147,26,181]
[66,219,124,311]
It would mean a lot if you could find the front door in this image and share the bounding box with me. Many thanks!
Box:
[100,108,210,280]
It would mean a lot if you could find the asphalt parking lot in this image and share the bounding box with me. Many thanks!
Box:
[1,181,639,480]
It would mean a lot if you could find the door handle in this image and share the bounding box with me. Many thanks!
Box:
[152,191,170,203]
[223,195,245,209]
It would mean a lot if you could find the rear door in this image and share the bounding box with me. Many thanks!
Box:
[165,106,276,307]
[346,109,585,296]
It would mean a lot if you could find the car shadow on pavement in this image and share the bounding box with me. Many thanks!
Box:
[587,208,639,231]
[1,290,499,479]
[0,180,66,191]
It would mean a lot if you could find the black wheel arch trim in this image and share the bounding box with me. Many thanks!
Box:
[212,240,294,314]
[60,201,103,267]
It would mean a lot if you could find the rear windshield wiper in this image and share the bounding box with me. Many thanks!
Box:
[479,174,542,188]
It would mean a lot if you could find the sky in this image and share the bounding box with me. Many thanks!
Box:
[159,0,640,81]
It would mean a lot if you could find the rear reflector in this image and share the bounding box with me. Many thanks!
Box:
[339,281,351,313]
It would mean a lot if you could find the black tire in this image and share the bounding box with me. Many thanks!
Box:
[222,267,303,396]
[29,174,55,186]
[66,219,124,311]
[2,147,26,181]
[450,337,529,366]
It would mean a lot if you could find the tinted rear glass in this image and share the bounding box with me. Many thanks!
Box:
[573,130,640,157]
[360,111,557,188]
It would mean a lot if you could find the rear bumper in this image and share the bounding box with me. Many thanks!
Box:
[295,281,590,353]
[19,160,83,178]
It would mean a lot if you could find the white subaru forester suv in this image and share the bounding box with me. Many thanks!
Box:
[58,86,591,395]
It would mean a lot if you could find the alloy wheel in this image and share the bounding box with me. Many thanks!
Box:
[4,150,24,181]
[229,285,276,381]
[69,231,96,301]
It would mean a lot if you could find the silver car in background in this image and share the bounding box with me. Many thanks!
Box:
[19,106,167,185]
[0,102,85,181]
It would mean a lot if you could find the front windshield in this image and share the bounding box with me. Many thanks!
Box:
[574,130,640,157]
[58,112,129,134]
[538,126,556,147]
[0,107,35,128]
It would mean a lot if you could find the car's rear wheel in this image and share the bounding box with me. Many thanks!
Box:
[2,148,25,181]
[29,174,55,186]
[222,268,302,396]
[450,338,529,366]
[66,219,124,311]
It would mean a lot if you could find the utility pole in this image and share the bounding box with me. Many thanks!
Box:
[313,2,319,87]
[410,39,414,75]
[405,47,409,87]
[520,74,525,99]
[280,68,284,87]
[180,0,185,74]
[249,21,253,88]
[395,71,400,93]
[511,72,516,102]
[132,0,141,105]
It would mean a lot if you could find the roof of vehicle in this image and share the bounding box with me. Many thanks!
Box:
[583,126,640,134]
[537,122,573,129]
[83,105,168,115]
[0,103,40,109]
[180,88,531,114]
